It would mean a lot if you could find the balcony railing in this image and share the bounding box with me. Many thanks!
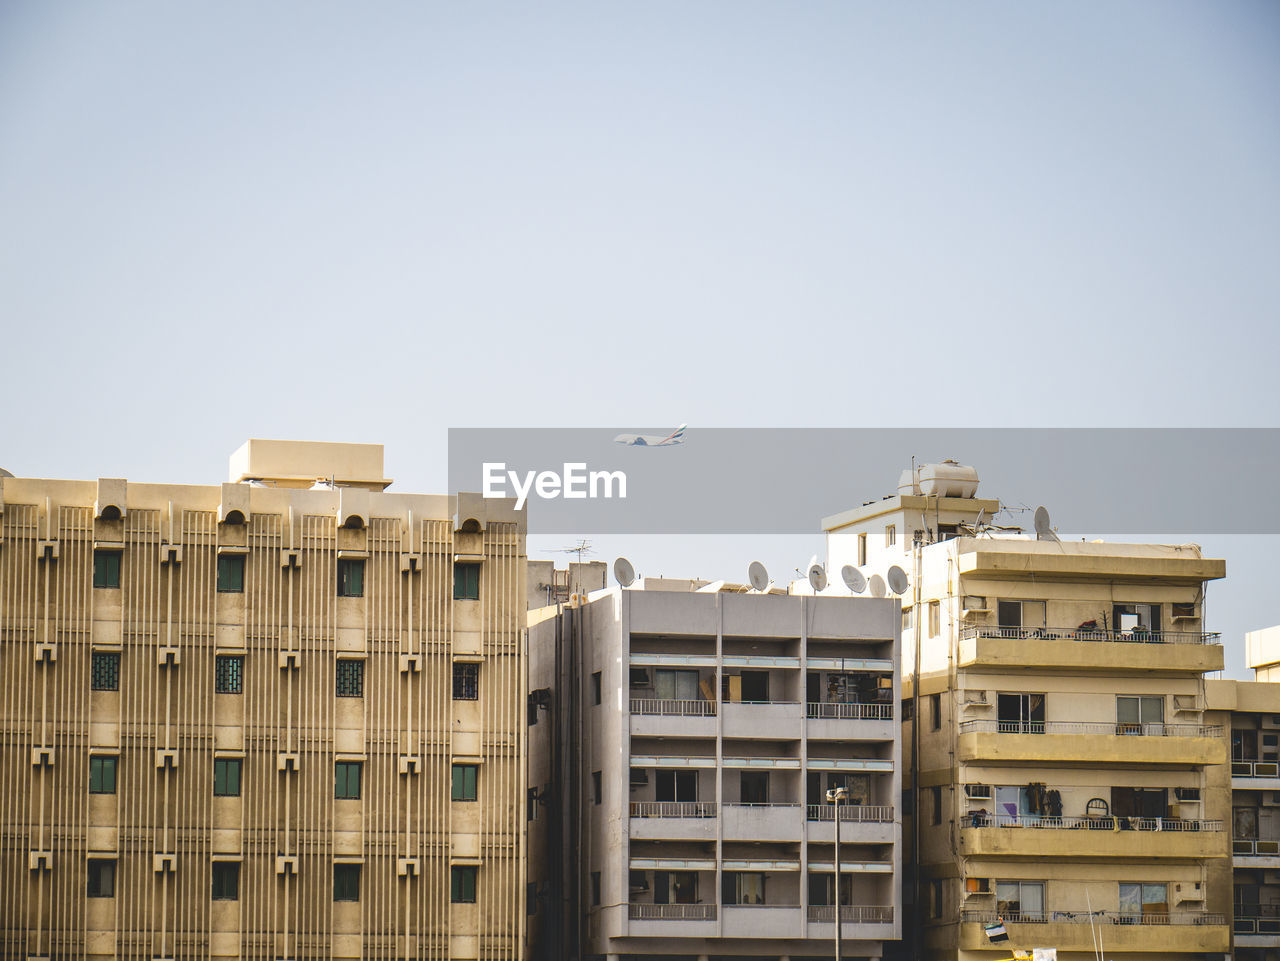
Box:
[1232,838,1280,855]
[806,804,895,823]
[630,801,718,819]
[1232,759,1280,777]
[961,910,1225,926]
[1234,904,1280,934]
[965,813,1222,832]
[959,719,1223,737]
[629,902,717,920]
[960,625,1220,645]
[723,801,802,810]
[807,905,895,923]
[630,697,716,716]
[807,701,893,720]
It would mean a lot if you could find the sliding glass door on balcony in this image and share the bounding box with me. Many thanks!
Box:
[996,693,1044,733]
[1117,695,1164,735]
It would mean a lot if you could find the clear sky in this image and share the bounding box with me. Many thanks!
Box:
[1,3,1277,675]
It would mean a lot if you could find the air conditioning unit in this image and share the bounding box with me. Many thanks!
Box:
[1263,870,1280,885]
[1174,787,1201,802]
[630,668,653,690]
[965,784,992,800]
[963,690,989,705]
[1262,716,1280,731]
[965,877,991,894]
[630,769,649,787]
[1262,792,1280,807]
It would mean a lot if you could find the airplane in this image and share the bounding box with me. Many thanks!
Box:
[613,424,687,447]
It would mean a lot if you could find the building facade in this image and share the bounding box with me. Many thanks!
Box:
[1207,625,1280,961]
[527,579,903,961]
[821,463,1232,961]
[0,440,527,960]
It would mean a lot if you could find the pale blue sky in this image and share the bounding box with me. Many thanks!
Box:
[1,3,1277,675]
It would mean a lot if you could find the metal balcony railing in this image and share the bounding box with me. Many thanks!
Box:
[629,902,717,920]
[965,813,1222,832]
[960,625,1220,645]
[722,801,802,810]
[629,801,718,819]
[1234,904,1280,935]
[958,719,1224,737]
[961,910,1225,926]
[1231,760,1280,777]
[807,701,893,720]
[807,905,895,923]
[806,804,895,823]
[630,698,716,716]
[1232,838,1280,855]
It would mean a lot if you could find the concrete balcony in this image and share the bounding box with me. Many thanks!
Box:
[958,625,1223,674]
[721,700,803,739]
[629,801,718,840]
[1232,837,1280,869]
[959,814,1225,859]
[806,701,895,741]
[806,905,897,941]
[958,911,1229,954]
[805,804,895,844]
[721,904,805,939]
[629,698,716,738]
[721,802,802,841]
[957,720,1225,767]
[1231,759,1280,791]
[627,902,718,938]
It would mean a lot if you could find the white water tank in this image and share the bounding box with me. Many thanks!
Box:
[899,460,979,498]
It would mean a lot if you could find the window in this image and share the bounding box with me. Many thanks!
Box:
[656,769,698,802]
[93,550,121,589]
[809,872,851,907]
[91,652,120,691]
[858,533,867,566]
[739,670,769,702]
[930,879,944,918]
[452,764,477,801]
[214,758,242,797]
[591,871,601,906]
[657,668,700,701]
[337,558,364,597]
[996,880,1044,921]
[928,601,940,638]
[902,698,915,722]
[930,693,941,731]
[1118,882,1167,920]
[1117,695,1164,734]
[336,659,363,697]
[902,607,913,631]
[451,865,478,902]
[739,771,768,805]
[89,755,117,794]
[1114,603,1161,636]
[885,525,896,547]
[1112,786,1169,819]
[212,861,240,900]
[333,863,361,901]
[654,871,697,904]
[591,671,602,705]
[931,785,943,825]
[453,562,480,601]
[722,871,765,905]
[87,858,116,897]
[996,692,1045,733]
[997,600,1046,632]
[592,771,602,805]
[216,554,245,593]
[335,761,362,800]
[452,662,479,700]
[215,655,243,694]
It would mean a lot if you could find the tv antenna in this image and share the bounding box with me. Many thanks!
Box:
[808,562,827,593]
[1034,506,1060,543]
[553,539,596,563]
[747,561,772,594]
[841,565,867,594]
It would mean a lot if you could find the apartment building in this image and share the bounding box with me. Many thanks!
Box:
[526,578,903,961]
[822,462,1232,961]
[0,440,526,961]
[1207,625,1280,961]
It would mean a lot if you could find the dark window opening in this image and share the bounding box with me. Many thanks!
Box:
[88,858,116,898]
[212,861,240,900]
[451,865,477,902]
[453,662,479,700]
[215,655,243,694]
[89,755,117,794]
[335,761,362,800]
[93,551,121,589]
[334,863,361,901]
[216,554,245,593]
[336,659,364,697]
[214,758,242,797]
[337,558,365,597]
[92,652,120,691]
[452,764,477,801]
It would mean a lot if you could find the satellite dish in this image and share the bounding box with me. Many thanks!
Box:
[1034,506,1060,543]
[869,574,887,598]
[808,563,827,593]
[747,561,770,593]
[613,557,636,588]
[886,565,909,595]
[841,565,866,594]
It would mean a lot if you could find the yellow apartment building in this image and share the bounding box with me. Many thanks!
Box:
[822,461,1232,961]
[0,440,526,961]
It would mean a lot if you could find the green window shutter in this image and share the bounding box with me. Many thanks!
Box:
[217,554,245,593]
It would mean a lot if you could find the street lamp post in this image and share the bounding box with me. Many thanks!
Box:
[826,785,849,961]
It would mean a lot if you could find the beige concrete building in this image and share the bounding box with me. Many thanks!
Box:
[1206,625,1280,961]
[527,576,903,961]
[0,440,527,960]
[821,462,1232,961]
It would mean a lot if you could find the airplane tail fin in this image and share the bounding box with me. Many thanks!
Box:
[668,424,687,442]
